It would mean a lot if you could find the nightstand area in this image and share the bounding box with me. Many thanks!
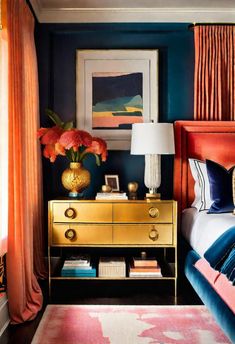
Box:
[48,199,177,300]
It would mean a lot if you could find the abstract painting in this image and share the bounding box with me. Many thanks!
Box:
[92,72,143,130]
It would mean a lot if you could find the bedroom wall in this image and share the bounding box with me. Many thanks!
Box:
[35,23,194,201]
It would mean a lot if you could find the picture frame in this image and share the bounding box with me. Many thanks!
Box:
[76,49,159,150]
[105,174,120,192]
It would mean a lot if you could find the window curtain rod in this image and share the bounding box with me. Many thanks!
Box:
[188,23,235,31]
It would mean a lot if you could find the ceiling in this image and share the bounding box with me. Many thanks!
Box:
[29,0,235,23]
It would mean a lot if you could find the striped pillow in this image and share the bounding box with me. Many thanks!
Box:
[189,159,213,211]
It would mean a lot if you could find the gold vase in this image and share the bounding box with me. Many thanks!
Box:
[61,162,91,197]
[233,168,235,215]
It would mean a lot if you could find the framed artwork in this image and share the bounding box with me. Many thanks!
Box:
[104,175,120,192]
[76,49,159,150]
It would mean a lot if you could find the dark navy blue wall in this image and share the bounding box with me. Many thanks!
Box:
[35,23,194,201]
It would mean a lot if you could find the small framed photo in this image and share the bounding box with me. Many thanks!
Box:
[105,175,120,192]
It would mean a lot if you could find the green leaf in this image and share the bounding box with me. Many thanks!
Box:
[94,154,101,166]
[46,109,64,127]
[79,152,101,166]
[63,121,74,130]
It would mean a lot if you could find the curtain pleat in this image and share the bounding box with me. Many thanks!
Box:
[6,0,46,323]
[194,25,235,120]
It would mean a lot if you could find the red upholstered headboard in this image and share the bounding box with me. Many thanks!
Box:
[173,121,235,214]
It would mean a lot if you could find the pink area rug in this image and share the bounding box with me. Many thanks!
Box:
[32,305,230,344]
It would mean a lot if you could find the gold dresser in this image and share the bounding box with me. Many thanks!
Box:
[48,199,177,298]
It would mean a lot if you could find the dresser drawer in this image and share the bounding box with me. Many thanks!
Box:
[113,224,173,245]
[51,224,113,245]
[113,203,173,223]
[52,202,112,223]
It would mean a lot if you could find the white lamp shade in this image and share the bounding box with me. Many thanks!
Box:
[131,123,175,155]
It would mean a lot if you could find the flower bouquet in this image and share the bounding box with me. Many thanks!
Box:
[37,109,107,197]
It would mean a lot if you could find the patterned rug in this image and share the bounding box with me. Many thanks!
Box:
[32,305,230,344]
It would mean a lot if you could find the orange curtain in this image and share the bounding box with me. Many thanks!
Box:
[6,0,46,323]
[194,25,235,120]
[0,4,8,256]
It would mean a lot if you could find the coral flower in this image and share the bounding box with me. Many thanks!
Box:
[38,109,107,166]
[84,137,107,162]
[38,126,63,145]
[59,129,92,152]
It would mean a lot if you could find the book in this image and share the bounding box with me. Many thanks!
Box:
[129,261,162,277]
[62,265,92,270]
[65,254,90,263]
[129,271,162,277]
[61,271,96,277]
[129,266,161,273]
[61,267,96,277]
[95,192,128,200]
[63,260,91,267]
[132,257,158,267]
[97,192,127,196]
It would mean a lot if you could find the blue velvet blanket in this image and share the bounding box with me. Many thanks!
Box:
[204,226,235,285]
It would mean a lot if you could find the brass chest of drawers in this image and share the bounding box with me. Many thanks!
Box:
[49,200,177,247]
[48,199,177,298]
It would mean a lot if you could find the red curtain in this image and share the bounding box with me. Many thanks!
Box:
[6,0,46,323]
[194,25,235,120]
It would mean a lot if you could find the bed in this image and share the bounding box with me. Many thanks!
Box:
[173,121,235,343]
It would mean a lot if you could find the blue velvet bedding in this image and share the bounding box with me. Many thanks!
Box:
[185,226,235,343]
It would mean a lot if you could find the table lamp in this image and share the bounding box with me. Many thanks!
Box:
[131,122,175,199]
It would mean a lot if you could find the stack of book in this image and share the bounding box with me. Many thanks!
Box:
[61,254,96,277]
[129,256,162,278]
[95,192,128,200]
[98,257,126,277]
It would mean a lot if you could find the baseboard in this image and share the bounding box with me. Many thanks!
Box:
[0,293,10,337]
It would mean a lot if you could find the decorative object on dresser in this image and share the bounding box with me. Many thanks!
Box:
[131,122,175,199]
[48,199,177,299]
[37,109,107,197]
[101,184,112,193]
[104,174,120,192]
[127,181,139,200]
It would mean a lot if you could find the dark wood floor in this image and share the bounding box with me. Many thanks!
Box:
[0,277,202,344]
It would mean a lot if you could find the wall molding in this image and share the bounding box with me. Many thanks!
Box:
[29,2,235,24]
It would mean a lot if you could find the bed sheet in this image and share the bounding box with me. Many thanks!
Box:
[181,208,235,257]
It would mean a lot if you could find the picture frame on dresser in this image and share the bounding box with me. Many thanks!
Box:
[76,49,159,150]
[105,174,120,192]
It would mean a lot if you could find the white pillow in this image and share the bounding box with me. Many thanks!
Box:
[189,159,213,211]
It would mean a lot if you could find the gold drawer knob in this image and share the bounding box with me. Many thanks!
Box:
[64,207,76,219]
[148,207,159,218]
[149,227,159,241]
[64,229,76,240]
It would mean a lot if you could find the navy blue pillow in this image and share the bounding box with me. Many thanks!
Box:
[206,159,234,213]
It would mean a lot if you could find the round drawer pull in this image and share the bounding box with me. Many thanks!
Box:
[148,207,159,218]
[149,227,159,241]
[64,229,76,240]
[64,207,76,219]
